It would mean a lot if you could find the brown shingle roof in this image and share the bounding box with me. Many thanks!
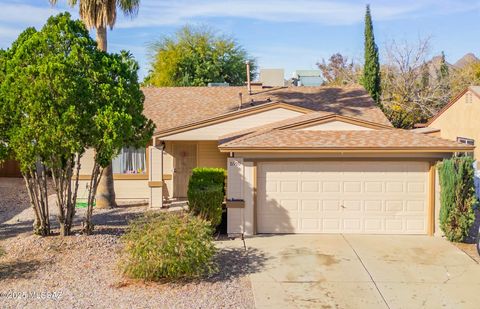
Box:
[219,129,473,152]
[142,85,392,133]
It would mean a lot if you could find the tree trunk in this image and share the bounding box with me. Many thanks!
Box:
[96,164,117,209]
[94,25,117,209]
[96,26,107,52]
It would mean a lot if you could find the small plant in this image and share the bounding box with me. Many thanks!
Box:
[438,156,477,242]
[119,212,216,281]
[0,246,5,257]
[187,168,225,227]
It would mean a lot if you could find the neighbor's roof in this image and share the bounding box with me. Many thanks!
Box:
[427,86,480,126]
[219,129,473,152]
[142,85,392,134]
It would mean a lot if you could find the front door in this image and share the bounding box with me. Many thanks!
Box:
[173,142,197,198]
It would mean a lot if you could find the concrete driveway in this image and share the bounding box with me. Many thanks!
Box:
[242,235,480,308]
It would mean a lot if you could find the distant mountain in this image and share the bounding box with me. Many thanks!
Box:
[423,53,478,77]
[453,53,479,69]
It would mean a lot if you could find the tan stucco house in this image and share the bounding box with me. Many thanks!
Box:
[76,85,473,236]
[423,86,480,166]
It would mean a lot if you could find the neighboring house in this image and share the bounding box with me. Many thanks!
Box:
[424,86,480,165]
[76,85,472,236]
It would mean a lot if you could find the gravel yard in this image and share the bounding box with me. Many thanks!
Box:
[0,178,255,309]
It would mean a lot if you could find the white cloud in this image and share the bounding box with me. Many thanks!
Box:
[0,2,60,25]
[114,0,480,28]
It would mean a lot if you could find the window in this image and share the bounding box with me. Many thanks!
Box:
[457,137,475,146]
[112,147,146,174]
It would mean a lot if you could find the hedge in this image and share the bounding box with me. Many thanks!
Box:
[438,156,477,242]
[187,167,225,227]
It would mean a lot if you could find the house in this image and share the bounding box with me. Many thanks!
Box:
[76,85,473,236]
[423,86,480,166]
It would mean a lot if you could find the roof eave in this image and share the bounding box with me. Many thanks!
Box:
[218,147,474,153]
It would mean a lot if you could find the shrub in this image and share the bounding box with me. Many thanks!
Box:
[119,212,216,281]
[187,168,225,227]
[438,156,477,242]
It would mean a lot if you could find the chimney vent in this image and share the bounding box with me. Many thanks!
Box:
[238,93,243,110]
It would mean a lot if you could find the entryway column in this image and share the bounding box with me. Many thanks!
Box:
[149,145,163,208]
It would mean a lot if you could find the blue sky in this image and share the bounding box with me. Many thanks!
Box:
[0,0,479,80]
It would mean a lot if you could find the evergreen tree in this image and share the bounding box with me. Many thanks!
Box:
[362,5,381,103]
[438,51,451,100]
[439,51,450,80]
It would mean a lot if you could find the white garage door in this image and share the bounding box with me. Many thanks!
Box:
[257,161,429,234]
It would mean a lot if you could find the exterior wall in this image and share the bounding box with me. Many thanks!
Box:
[162,140,228,200]
[77,179,149,202]
[161,108,304,140]
[198,141,228,168]
[298,120,373,131]
[430,90,480,162]
[76,148,149,202]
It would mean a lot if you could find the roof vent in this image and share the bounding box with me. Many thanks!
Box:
[207,82,229,87]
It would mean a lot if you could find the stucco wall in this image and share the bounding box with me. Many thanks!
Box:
[162,140,228,200]
[430,90,480,162]
[76,179,149,202]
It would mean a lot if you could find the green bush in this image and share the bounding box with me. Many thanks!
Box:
[438,156,477,242]
[119,212,216,281]
[187,167,225,227]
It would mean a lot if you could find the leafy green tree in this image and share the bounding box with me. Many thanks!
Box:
[50,0,142,210]
[0,13,153,236]
[145,26,256,86]
[362,5,381,103]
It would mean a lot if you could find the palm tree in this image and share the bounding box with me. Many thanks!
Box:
[49,0,139,51]
[49,0,140,208]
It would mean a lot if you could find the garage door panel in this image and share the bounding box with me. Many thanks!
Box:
[406,200,425,212]
[280,181,298,192]
[301,200,320,211]
[343,200,362,211]
[364,200,383,212]
[300,181,320,192]
[257,161,429,234]
[386,182,404,192]
[407,182,426,193]
[365,182,384,193]
[323,182,341,192]
[344,182,362,192]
